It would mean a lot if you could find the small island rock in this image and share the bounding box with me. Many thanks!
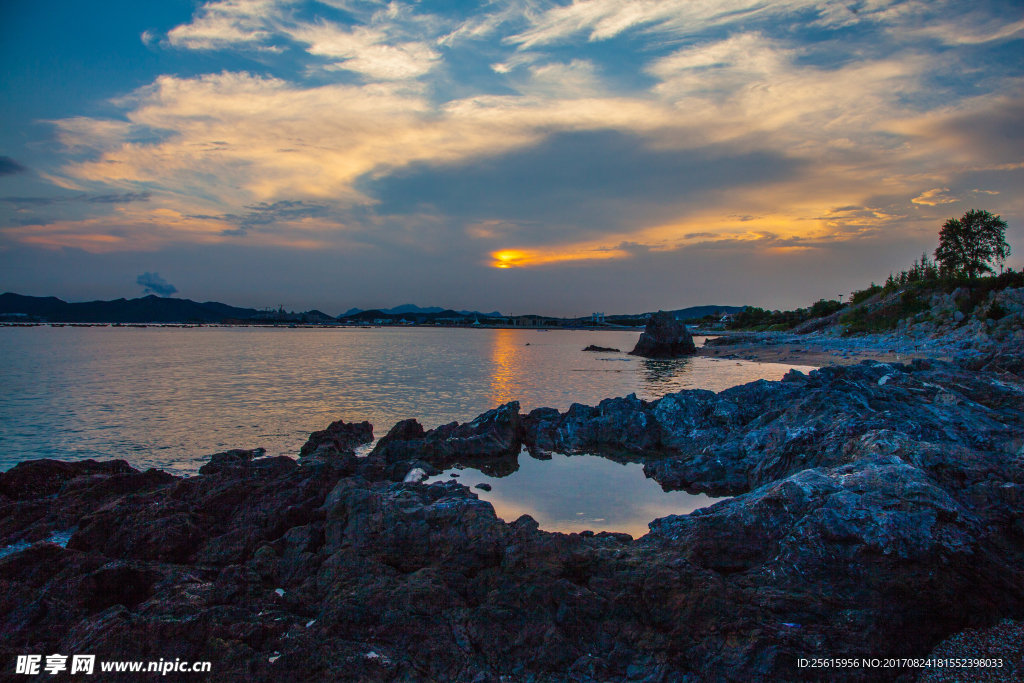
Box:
[583,345,620,352]
[628,310,696,358]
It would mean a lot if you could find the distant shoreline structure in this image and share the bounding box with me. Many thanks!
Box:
[0,292,744,327]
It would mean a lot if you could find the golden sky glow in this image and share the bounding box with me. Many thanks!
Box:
[0,0,1021,312]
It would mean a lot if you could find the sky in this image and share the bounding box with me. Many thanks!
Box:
[1,0,1022,316]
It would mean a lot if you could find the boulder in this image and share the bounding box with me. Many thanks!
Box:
[365,402,526,477]
[298,419,373,459]
[197,447,266,475]
[628,310,696,358]
[0,459,136,501]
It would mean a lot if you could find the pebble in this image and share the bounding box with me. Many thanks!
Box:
[918,619,1023,682]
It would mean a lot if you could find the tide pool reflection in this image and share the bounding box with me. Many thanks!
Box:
[425,450,724,538]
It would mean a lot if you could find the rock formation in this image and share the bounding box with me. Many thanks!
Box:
[1,361,1023,681]
[298,419,373,460]
[628,310,696,358]
[364,402,525,479]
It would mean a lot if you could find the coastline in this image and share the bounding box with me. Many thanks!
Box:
[695,338,943,366]
[2,357,1022,681]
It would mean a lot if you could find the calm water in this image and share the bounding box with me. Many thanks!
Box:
[427,452,723,538]
[1,326,815,535]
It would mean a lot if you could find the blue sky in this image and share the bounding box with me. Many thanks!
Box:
[1,0,1022,315]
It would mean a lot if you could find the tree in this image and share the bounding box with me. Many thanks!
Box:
[934,209,1010,280]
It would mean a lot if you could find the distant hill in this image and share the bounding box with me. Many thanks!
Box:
[304,309,335,321]
[337,304,504,318]
[2,292,734,325]
[195,300,265,320]
[605,305,745,322]
[459,310,503,317]
[388,304,446,314]
[0,293,262,323]
[337,308,506,322]
[669,305,745,320]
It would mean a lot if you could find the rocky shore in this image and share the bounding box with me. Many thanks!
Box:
[2,360,1023,681]
[696,286,1024,374]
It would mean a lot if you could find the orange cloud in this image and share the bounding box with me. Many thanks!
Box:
[1,210,340,253]
[490,246,630,268]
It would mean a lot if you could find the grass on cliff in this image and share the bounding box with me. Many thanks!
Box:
[840,270,1023,333]
[726,269,1023,334]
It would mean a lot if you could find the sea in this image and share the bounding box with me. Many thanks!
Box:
[0,326,816,536]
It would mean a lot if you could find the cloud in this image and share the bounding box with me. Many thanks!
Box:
[0,192,151,207]
[193,199,333,235]
[165,0,285,51]
[900,15,1024,45]
[887,98,1024,173]
[287,20,441,80]
[367,130,804,239]
[5,0,1022,301]
[137,271,179,296]
[502,0,895,50]
[912,188,959,206]
[0,157,28,176]
[165,0,444,80]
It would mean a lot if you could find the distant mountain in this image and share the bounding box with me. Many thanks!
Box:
[195,300,267,320]
[604,305,745,321]
[459,310,503,317]
[337,305,505,318]
[670,305,745,320]
[387,304,446,314]
[0,293,264,323]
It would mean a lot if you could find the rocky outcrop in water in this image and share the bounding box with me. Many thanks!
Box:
[2,361,1023,682]
[299,419,373,460]
[362,402,525,480]
[523,359,1024,497]
[628,310,696,358]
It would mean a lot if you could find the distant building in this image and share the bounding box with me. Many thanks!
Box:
[511,315,558,327]
[255,305,301,322]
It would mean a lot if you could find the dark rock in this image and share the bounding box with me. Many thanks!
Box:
[0,459,136,500]
[378,418,426,447]
[366,402,525,475]
[197,447,266,475]
[582,345,620,352]
[299,419,373,459]
[475,483,492,491]
[1,361,1023,682]
[628,310,696,358]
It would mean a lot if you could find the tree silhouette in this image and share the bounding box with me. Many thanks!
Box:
[934,209,1010,280]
